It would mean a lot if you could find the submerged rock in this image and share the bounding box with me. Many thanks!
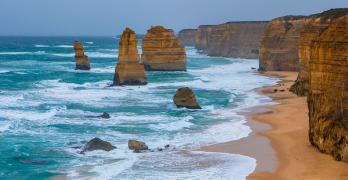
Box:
[113,28,148,86]
[173,87,201,109]
[128,140,148,151]
[86,112,110,119]
[16,158,50,164]
[141,26,187,71]
[81,138,116,152]
[74,41,90,70]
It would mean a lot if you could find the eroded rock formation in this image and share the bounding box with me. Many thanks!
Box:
[290,9,348,96]
[128,140,148,151]
[206,21,268,59]
[74,41,90,70]
[113,28,148,85]
[307,15,348,162]
[178,29,197,45]
[141,26,187,71]
[258,16,313,71]
[173,87,201,109]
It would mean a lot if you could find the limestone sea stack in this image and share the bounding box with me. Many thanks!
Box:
[74,41,90,70]
[173,87,201,109]
[307,15,348,162]
[258,15,313,71]
[113,28,148,86]
[290,9,348,96]
[141,26,187,71]
[178,29,197,45]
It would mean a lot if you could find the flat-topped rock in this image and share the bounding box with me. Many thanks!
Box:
[141,26,187,71]
[113,28,148,86]
[74,41,90,70]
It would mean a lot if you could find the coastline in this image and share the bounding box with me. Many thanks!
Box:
[200,71,348,179]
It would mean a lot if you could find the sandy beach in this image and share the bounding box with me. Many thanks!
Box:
[200,71,348,180]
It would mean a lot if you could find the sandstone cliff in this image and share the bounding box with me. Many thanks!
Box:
[74,41,90,70]
[178,29,197,45]
[258,16,313,71]
[290,9,348,96]
[205,21,269,59]
[141,26,186,71]
[307,15,348,162]
[195,25,213,51]
[113,28,147,85]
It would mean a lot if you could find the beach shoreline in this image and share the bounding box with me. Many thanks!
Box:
[199,71,348,180]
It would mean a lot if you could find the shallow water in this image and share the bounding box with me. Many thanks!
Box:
[0,37,278,180]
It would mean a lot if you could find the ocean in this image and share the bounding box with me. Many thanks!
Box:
[0,36,278,180]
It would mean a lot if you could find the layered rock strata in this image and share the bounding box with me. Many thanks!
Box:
[290,9,348,96]
[141,26,186,71]
[74,41,90,70]
[178,29,197,45]
[258,16,313,71]
[206,21,268,58]
[173,87,201,109]
[113,28,147,85]
[195,25,213,51]
[307,15,348,162]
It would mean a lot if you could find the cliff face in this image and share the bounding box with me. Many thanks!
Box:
[113,28,147,85]
[307,15,348,162]
[177,29,197,45]
[205,21,269,59]
[290,9,348,96]
[141,26,186,71]
[195,25,213,51]
[258,16,313,71]
[74,41,90,70]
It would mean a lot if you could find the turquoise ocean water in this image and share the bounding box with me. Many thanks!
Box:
[0,36,278,180]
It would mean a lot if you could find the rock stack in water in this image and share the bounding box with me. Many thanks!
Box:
[113,28,148,86]
[178,29,197,45]
[74,41,90,70]
[141,26,187,71]
[307,15,348,162]
[290,9,348,96]
[173,87,201,109]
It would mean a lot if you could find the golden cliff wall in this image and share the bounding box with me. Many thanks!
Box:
[195,25,213,51]
[290,9,348,96]
[205,21,269,59]
[141,26,186,71]
[177,29,197,45]
[113,28,147,85]
[258,16,313,71]
[307,15,348,162]
[74,41,90,70]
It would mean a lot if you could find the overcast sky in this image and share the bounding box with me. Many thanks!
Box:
[0,0,346,36]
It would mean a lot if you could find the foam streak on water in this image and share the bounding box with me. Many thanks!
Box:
[0,37,278,180]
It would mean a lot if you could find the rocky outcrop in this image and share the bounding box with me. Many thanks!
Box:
[168,29,175,37]
[258,16,314,71]
[113,28,148,86]
[141,26,187,71]
[173,87,201,109]
[307,15,348,162]
[178,29,197,45]
[82,138,116,152]
[290,9,348,96]
[74,41,90,70]
[128,140,148,151]
[206,21,268,59]
[85,112,110,119]
[195,25,213,51]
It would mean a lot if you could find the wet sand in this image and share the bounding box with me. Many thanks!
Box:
[200,71,348,180]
